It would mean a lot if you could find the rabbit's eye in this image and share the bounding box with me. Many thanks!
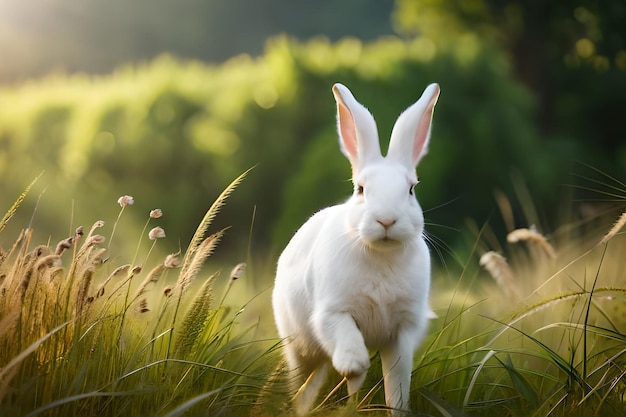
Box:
[357,185,364,195]
[409,184,416,196]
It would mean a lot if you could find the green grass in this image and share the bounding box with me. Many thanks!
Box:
[1,173,626,417]
[0,170,283,417]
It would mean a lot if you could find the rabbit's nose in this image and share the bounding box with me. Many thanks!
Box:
[377,218,397,229]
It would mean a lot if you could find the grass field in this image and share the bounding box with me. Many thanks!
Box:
[1,172,626,417]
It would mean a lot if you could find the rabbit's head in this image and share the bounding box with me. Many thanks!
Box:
[332,83,440,251]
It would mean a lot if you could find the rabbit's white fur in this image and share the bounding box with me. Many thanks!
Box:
[273,82,440,416]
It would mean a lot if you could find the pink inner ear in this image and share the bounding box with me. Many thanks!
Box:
[412,95,437,164]
[338,100,358,159]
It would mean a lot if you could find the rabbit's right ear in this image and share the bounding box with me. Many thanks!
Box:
[332,84,381,175]
[387,83,440,169]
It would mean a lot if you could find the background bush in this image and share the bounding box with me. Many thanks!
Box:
[3,34,616,263]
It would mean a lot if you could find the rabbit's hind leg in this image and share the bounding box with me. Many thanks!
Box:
[293,361,329,416]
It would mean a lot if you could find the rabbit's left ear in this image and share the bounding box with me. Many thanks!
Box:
[387,83,440,168]
[332,83,382,175]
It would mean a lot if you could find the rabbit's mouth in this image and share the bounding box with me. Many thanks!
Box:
[367,236,403,251]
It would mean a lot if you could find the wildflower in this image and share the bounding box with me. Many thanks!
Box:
[229,263,246,281]
[164,253,180,268]
[148,227,166,240]
[149,209,163,219]
[117,195,134,207]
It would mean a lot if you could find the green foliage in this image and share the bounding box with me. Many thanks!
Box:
[0,35,595,257]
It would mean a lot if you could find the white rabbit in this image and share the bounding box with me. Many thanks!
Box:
[272,82,440,416]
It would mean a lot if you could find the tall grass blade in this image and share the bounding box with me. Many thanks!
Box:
[0,319,72,381]
[583,244,607,378]
[496,355,539,408]
[417,387,470,417]
[23,391,138,417]
[485,317,583,388]
[463,349,496,407]
[161,388,223,417]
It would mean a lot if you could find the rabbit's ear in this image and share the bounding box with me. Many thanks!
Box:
[332,84,382,174]
[387,83,440,168]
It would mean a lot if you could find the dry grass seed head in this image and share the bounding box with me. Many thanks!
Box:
[76,268,95,313]
[180,169,250,274]
[16,245,50,298]
[97,264,131,298]
[507,227,557,259]
[76,247,107,274]
[494,189,515,232]
[132,263,165,301]
[1,230,27,278]
[174,271,220,357]
[34,255,62,273]
[0,309,19,339]
[229,263,246,281]
[85,220,105,241]
[70,246,106,312]
[177,229,225,295]
[45,267,65,284]
[0,232,29,295]
[55,237,73,255]
[600,209,626,245]
[55,226,86,256]
[479,251,520,300]
[107,266,140,300]
[0,175,39,234]
[73,238,106,281]
[34,255,64,291]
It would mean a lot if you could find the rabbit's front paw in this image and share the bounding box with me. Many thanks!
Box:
[332,344,370,378]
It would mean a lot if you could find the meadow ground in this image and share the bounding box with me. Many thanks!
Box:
[1,172,626,417]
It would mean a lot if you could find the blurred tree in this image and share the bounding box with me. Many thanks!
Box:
[392,0,626,153]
